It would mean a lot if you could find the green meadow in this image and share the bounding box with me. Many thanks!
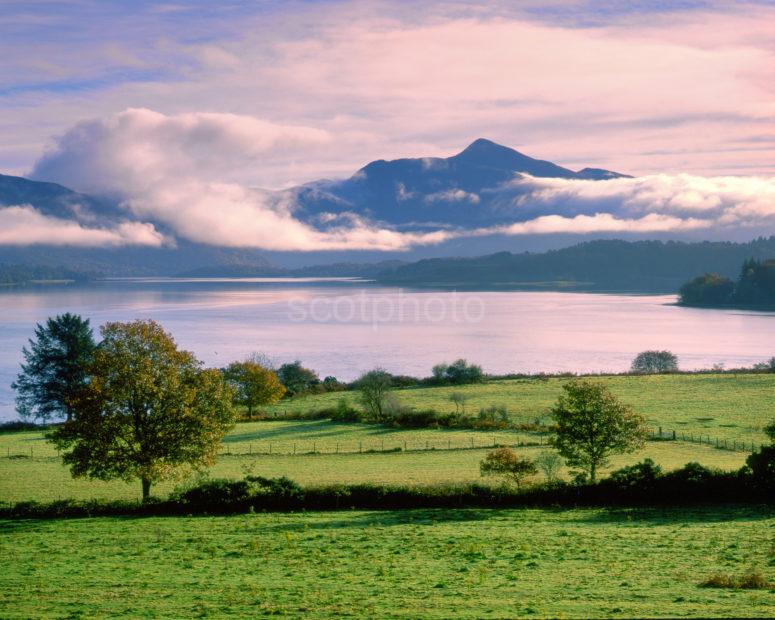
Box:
[1,506,772,618]
[265,373,775,445]
[2,372,772,618]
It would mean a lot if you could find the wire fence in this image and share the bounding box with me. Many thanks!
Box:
[651,427,763,453]
[1,426,762,460]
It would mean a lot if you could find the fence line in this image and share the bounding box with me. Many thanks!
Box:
[0,427,762,460]
[650,427,761,453]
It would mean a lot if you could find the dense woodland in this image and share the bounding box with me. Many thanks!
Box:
[376,237,775,292]
[0,264,90,285]
[679,259,775,307]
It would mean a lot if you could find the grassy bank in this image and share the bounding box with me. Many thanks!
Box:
[0,506,772,618]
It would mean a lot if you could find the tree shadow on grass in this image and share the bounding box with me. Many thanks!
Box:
[263,508,500,531]
[224,420,353,443]
[567,504,775,525]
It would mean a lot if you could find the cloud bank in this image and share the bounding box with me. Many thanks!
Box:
[0,205,165,247]
[20,108,775,251]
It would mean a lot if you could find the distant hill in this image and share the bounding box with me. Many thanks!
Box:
[375,238,775,293]
[292,138,629,228]
[0,263,92,286]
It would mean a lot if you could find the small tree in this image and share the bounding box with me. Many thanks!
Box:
[480,447,537,489]
[357,368,393,421]
[12,313,96,422]
[432,359,484,385]
[48,320,236,500]
[224,360,285,418]
[449,391,468,414]
[535,450,563,482]
[277,361,320,396]
[550,380,648,482]
[630,350,678,374]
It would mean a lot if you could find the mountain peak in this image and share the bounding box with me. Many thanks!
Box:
[455,138,522,159]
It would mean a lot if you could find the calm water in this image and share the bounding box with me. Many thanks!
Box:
[1,277,775,420]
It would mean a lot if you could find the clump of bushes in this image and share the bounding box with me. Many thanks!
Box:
[476,405,509,429]
[700,569,772,590]
[430,359,484,385]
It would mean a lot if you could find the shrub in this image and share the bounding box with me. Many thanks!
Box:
[699,573,737,589]
[752,358,775,372]
[745,445,775,489]
[476,405,509,429]
[700,569,772,590]
[535,450,563,482]
[480,447,538,488]
[608,459,663,491]
[322,376,347,392]
[329,398,363,422]
[430,359,484,385]
[391,408,444,428]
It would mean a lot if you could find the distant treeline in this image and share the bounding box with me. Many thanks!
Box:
[375,237,775,292]
[679,259,775,308]
[0,263,91,286]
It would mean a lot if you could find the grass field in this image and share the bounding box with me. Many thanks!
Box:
[1,372,769,503]
[0,433,750,503]
[265,373,775,445]
[1,505,772,618]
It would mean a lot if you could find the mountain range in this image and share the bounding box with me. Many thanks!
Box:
[290,138,629,229]
[0,138,630,275]
[1,138,771,292]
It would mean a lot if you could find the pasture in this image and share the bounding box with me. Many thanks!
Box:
[0,421,751,502]
[265,373,775,445]
[1,506,772,618]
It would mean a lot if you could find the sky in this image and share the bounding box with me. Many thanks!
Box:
[0,0,774,250]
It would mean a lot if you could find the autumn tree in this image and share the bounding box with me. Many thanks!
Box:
[48,320,236,500]
[550,380,648,482]
[13,313,96,421]
[224,360,285,418]
[480,446,537,489]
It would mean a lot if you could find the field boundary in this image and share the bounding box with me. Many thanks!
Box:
[1,427,761,460]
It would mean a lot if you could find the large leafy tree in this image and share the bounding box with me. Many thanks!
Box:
[48,320,236,500]
[12,313,96,421]
[550,380,648,482]
[224,360,285,418]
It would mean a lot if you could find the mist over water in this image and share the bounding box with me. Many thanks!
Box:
[1,278,774,421]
